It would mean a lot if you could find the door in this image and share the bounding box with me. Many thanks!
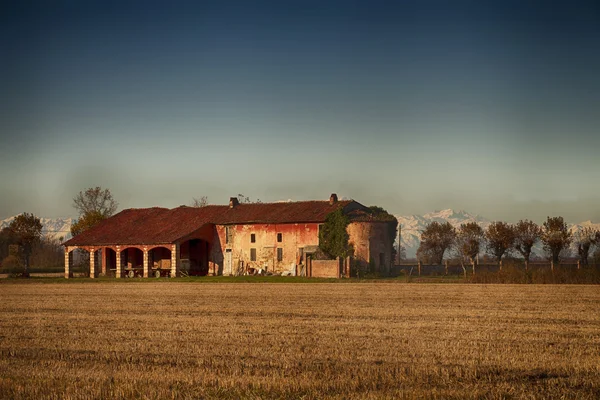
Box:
[225,249,232,275]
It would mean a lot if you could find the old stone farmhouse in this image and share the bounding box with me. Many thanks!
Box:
[63,194,396,279]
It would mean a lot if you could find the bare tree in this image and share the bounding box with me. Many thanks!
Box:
[454,222,485,276]
[574,227,598,267]
[237,194,262,204]
[191,196,208,207]
[73,187,118,217]
[541,216,572,265]
[417,221,456,264]
[485,221,515,268]
[513,220,541,270]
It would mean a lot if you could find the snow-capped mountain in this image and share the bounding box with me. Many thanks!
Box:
[0,216,73,241]
[395,209,600,259]
[396,209,491,258]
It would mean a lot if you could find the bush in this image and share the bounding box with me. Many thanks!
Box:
[468,265,600,284]
[1,255,28,277]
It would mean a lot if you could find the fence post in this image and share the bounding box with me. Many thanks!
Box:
[577,260,580,270]
[445,260,448,275]
[418,261,421,276]
[551,260,554,272]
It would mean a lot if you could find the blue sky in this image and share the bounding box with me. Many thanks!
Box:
[1,0,599,222]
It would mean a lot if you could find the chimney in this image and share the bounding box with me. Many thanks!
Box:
[329,193,338,205]
[229,197,239,208]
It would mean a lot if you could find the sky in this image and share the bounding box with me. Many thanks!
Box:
[1,0,599,223]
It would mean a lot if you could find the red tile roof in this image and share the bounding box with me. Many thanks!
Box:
[63,200,358,247]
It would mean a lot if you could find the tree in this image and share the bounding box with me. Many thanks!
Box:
[70,211,105,237]
[513,220,541,270]
[574,227,598,267]
[454,222,485,276]
[71,187,118,237]
[541,216,572,265]
[7,213,43,275]
[485,221,515,267]
[73,186,118,218]
[191,196,208,207]
[318,209,354,259]
[417,221,456,264]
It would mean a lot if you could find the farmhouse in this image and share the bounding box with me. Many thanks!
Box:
[63,194,396,279]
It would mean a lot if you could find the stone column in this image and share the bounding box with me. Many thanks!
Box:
[89,249,96,278]
[116,247,122,278]
[143,249,149,278]
[64,247,72,279]
[171,244,180,278]
[101,248,108,276]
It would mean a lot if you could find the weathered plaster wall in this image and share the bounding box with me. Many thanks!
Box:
[211,223,321,275]
[347,222,394,274]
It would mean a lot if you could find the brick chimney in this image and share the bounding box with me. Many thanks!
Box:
[229,197,239,208]
[329,193,338,205]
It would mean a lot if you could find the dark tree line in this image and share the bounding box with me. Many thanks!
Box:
[416,216,597,272]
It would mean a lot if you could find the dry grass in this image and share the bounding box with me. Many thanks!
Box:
[1,283,599,399]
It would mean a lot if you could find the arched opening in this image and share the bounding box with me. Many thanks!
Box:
[120,247,143,278]
[180,239,210,276]
[67,248,90,277]
[101,248,117,276]
[149,246,172,278]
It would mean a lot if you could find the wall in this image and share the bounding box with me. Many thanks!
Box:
[211,222,320,275]
[311,259,341,278]
[347,221,394,275]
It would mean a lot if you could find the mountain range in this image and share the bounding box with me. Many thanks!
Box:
[1,211,599,257]
[0,216,73,242]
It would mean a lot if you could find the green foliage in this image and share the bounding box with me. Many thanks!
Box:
[318,209,353,259]
[70,210,106,237]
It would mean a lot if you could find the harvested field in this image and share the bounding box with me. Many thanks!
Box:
[1,283,599,399]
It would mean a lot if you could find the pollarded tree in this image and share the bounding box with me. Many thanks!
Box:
[513,220,541,270]
[8,213,43,275]
[541,216,572,265]
[454,222,485,275]
[574,227,598,267]
[417,221,456,264]
[485,221,515,267]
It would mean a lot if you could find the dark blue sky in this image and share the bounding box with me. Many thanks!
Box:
[1,0,599,222]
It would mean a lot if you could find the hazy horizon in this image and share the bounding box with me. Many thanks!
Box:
[2,1,599,223]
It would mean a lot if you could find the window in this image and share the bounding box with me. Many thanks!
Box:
[251,233,256,243]
[277,233,282,242]
[250,248,257,261]
[225,226,233,244]
[277,248,283,262]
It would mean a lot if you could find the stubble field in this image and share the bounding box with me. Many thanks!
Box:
[1,282,599,399]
